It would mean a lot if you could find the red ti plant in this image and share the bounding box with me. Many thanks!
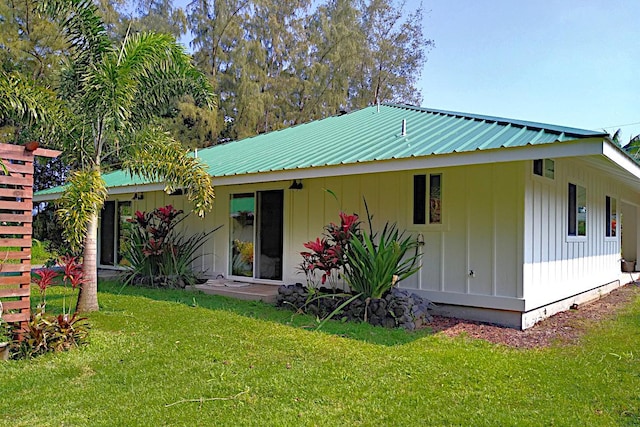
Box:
[60,255,85,290]
[32,268,59,312]
[300,238,340,288]
[324,212,360,263]
[58,255,86,317]
[299,212,360,289]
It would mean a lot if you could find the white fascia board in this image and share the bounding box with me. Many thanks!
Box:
[33,182,167,202]
[34,138,608,199]
[33,193,60,202]
[211,138,605,186]
[602,140,640,181]
[108,183,166,195]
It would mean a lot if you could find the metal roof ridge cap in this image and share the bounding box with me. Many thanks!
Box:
[381,103,607,137]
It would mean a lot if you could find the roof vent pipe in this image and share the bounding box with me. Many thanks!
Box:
[377,102,380,113]
[194,148,198,158]
[401,119,407,136]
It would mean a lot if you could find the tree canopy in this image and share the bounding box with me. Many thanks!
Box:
[1,0,432,149]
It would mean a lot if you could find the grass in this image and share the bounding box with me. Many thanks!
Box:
[0,239,55,265]
[31,239,55,265]
[1,282,640,426]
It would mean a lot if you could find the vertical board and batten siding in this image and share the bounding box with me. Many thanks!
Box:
[282,164,524,309]
[405,162,524,309]
[523,157,625,311]
[119,164,526,310]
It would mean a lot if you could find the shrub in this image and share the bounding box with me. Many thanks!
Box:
[16,312,89,359]
[31,238,56,265]
[0,316,13,344]
[299,206,421,299]
[342,222,421,299]
[123,205,220,288]
[299,212,359,289]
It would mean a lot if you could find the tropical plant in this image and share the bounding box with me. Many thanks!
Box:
[0,316,12,344]
[123,205,220,288]
[31,238,56,265]
[299,205,420,299]
[342,222,421,299]
[299,211,360,289]
[32,267,59,311]
[35,0,216,311]
[0,70,64,134]
[17,311,89,359]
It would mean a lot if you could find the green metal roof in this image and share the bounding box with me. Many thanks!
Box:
[35,103,608,196]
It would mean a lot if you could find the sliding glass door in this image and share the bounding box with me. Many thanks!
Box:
[229,190,283,281]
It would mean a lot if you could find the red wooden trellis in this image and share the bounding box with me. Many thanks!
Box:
[0,143,60,332]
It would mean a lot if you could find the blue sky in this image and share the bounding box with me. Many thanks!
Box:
[175,0,639,141]
[420,0,640,141]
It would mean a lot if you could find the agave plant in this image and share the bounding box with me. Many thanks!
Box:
[342,222,421,299]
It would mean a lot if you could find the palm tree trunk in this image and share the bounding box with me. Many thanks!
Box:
[76,210,99,312]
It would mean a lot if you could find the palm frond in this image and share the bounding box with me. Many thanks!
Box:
[122,127,215,217]
[36,0,110,65]
[0,71,65,132]
[56,168,107,249]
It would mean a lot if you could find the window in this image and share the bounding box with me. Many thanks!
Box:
[429,174,442,224]
[568,183,587,237]
[606,196,617,237]
[533,159,555,179]
[413,173,442,225]
[413,175,426,224]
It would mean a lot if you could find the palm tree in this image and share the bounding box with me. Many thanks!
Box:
[0,71,59,127]
[39,0,216,311]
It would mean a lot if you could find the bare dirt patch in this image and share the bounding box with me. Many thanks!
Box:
[428,283,640,349]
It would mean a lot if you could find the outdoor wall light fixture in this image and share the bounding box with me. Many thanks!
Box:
[288,179,303,190]
[132,192,144,200]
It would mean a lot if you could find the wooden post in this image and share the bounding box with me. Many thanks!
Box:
[0,143,60,333]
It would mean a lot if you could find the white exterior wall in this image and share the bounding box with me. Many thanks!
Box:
[269,163,523,311]
[522,157,635,311]
[109,163,527,310]
[401,162,525,311]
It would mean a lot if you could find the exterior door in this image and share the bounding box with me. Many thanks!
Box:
[99,201,132,266]
[229,190,283,281]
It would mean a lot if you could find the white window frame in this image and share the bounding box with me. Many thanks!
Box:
[409,171,447,230]
[605,195,618,240]
[533,158,555,180]
[567,182,587,241]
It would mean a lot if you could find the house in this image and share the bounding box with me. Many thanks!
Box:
[34,104,640,329]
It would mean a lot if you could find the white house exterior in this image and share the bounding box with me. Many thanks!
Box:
[35,104,640,329]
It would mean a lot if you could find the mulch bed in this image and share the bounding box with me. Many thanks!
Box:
[427,283,640,349]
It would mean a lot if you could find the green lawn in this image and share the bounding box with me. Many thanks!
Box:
[1,282,639,426]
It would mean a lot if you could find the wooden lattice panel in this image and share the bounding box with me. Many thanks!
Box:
[0,144,35,327]
[0,143,59,331]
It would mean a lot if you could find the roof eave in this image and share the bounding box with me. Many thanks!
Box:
[34,137,612,201]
